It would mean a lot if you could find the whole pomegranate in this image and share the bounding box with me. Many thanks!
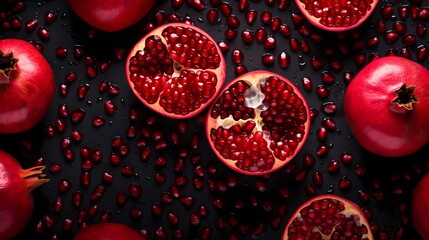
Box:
[295,0,379,32]
[126,23,226,119]
[0,38,55,134]
[412,173,429,240]
[206,70,310,175]
[67,0,157,32]
[0,150,49,239]
[282,194,374,239]
[73,223,145,240]
[344,56,429,157]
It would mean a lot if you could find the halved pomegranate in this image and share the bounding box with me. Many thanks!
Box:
[295,0,379,32]
[206,70,310,175]
[126,23,226,119]
[283,194,374,240]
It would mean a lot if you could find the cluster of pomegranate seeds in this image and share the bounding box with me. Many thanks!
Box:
[209,75,307,172]
[287,198,370,239]
[128,25,222,116]
[298,0,374,27]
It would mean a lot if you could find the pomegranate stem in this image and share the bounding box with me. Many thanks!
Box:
[0,50,18,84]
[20,165,49,192]
[392,83,418,110]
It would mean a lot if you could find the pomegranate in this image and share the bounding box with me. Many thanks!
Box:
[67,0,157,32]
[412,173,429,240]
[0,38,55,134]
[344,56,429,157]
[295,0,379,32]
[126,23,226,119]
[206,70,310,175]
[73,223,145,240]
[282,194,374,239]
[0,150,49,239]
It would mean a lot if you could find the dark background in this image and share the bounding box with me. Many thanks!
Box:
[1,0,428,239]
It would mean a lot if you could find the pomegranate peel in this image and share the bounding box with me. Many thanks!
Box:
[0,150,49,239]
[294,0,379,32]
[206,70,310,176]
[0,39,55,134]
[282,194,374,240]
[412,173,429,240]
[73,222,145,240]
[126,23,226,119]
[344,56,429,157]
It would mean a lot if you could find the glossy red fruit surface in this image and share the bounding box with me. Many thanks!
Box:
[73,223,145,240]
[344,56,429,157]
[67,0,157,32]
[412,173,429,240]
[295,0,379,32]
[126,23,226,119]
[0,150,48,239]
[282,194,374,239]
[206,70,310,175]
[0,38,55,134]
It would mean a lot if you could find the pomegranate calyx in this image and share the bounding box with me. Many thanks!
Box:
[0,50,18,84]
[20,165,49,192]
[392,83,418,110]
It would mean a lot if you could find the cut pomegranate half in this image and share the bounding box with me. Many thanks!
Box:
[206,70,310,176]
[295,0,379,32]
[126,23,226,119]
[283,194,375,240]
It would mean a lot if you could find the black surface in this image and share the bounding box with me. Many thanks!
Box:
[1,0,428,239]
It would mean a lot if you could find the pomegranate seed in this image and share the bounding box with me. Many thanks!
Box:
[278,51,291,69]
[58,179,72,193]
[315,85,330,98]
[37,27,50,41]
[241,29,254,44]
[226,15,240,28]
[338,176,352,190]
[206,9,219,24]
[304,184,317,197]
[416,23,427,37]
[384,30,399,44]
[255,27,267,43]
[55,47,68,58]
[402,34,416,46]
[237,0,249,11]
[25,19,38,31]
[380,4,394,19]
[224,28,237,40]
[219,1,232,16]
[392,21,407,35]
[278,0,289,10]
[279,24,291,37]
[245,9,257,25]
[129,206,143,221]
[327,160,340,173]
[44,10,57,24]
[187,0,205,10]
[260,11,272,25]
[312,171,323,186]
[263,35,276,50]
[172,0,185,8]
[398,5,409,20]
[261,53,274,66]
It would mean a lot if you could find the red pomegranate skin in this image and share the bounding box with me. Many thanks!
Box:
[0,39,55,134]
[412,173,429,240]
[0,150,47,239]
[67,0,157,32]
[73,223,145,240]
[344,56,429,157]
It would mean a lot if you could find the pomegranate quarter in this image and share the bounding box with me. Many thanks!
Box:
[206,71,310,175]
[295,0,379,32]
[126,23,226,119]
[282,194,374,240]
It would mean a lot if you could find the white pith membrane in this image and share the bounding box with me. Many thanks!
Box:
[209,75,308,173]
[129,25,221,116]
[287,198,371,240]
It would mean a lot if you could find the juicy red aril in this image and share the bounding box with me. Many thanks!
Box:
[316,85,330,98]
[238,0,249,11]
[207,9,219,24]
[261,53,274,66]
[25,19,38,31]
[260,10,272,25]
[255,27,268,43]
[287,198,368,238]
[278,52,291,69]
[298,0,374,28]
[226,15,240,28]
[327,160,340,173]
[55,47,68,58]
[37,27,50,40]
[245,9,257,25]
[241,29,254,44]
[416,23,427,37]
[226,30,238,41]
[263,35,276,50]
[338,176,352,190]
[58,179,72,193]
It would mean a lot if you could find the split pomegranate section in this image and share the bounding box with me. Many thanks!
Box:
[283,194,374,240]
[126,23,226,119]
[295,0,379,31]
[206,71,310,175]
